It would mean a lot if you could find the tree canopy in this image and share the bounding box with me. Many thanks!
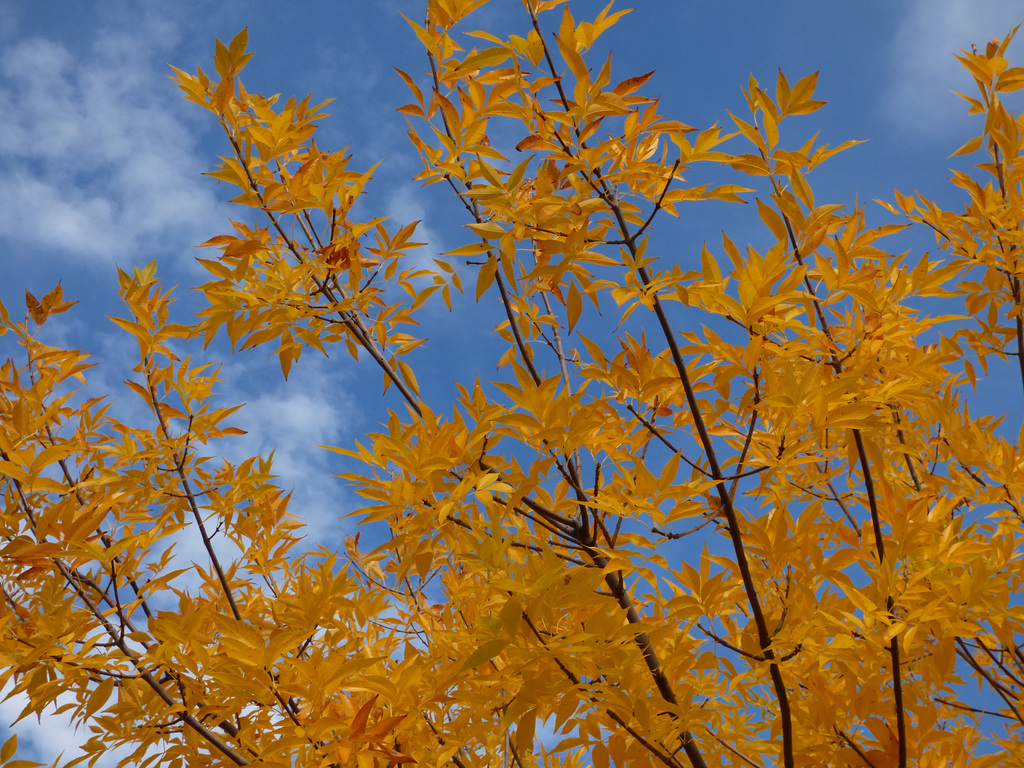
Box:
[3,3,1024,768]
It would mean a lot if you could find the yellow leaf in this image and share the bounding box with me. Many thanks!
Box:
[516,708,537,753]
[650,119,697,135]
[776,69,791,112]
[0,735,17,764]
[566,281,582,333]
[788,71,819,110]
[445,242,494,257]
[499,596,522,636]
[466,222,505,239]
[396,359,420,396]
[401,14,439,58]
[700,243,722,282]
[790,167,814,209]
[463,637,509,670]
[477,254,498,300]
[515,135,557,152]
[555,33,589,94]
[996,65,1024,91]
[757,198,788,242]
[950,135,982,157]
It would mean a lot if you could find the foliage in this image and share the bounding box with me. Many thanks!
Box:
[3,3,1024,767]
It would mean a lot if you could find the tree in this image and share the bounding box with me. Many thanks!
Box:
[2,2,1024,767]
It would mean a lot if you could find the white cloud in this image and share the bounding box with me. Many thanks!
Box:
[882,0,1023,138]
[379,183,446,271]
[0,686,134,768]
[0,9,225,267]
[0,173,119,257]
[217,351,361,547]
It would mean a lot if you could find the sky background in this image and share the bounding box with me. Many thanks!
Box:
[2,0,1023,761]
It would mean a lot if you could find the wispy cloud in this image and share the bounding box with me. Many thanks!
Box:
[0,686,133,767]
[0,8,225,267]
[220,351,361,548]
[378,182,447,270]
[882,0,1022,139]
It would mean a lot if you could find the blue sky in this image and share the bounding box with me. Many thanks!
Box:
[2,0,1023,761]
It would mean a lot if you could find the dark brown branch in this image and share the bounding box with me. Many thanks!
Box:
[583,544,706,768]
[146,382,242,623]
[834,727,879,768]
[853,431,885,564]
[219,124,423,417]
[852,429,906,768]
[955,639,1024,727]
[934,696,1016,720]
[976,636,1024,690]
[520,612,689,768]
[494,262,542,385]
[710,736,766,768]
[634,245,792,768]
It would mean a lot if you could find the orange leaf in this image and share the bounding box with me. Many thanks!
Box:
[350,695,378,740]
[612,70,655,96]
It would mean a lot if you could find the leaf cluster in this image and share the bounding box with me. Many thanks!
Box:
[4,7,1024,768]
